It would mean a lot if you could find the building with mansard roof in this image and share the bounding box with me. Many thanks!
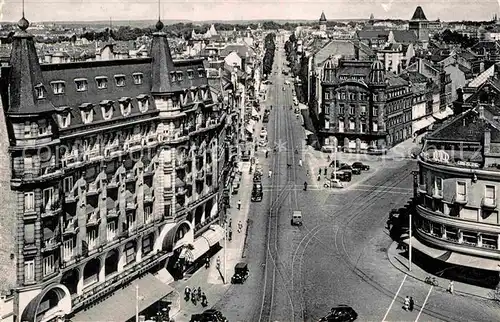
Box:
[0,15,234,322]
[312,58,413,151]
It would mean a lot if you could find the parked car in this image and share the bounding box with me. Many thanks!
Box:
[339,164,361,175]
[190,309,228,322]
[329,160,348,169]
[318,305,358,322]
[351,162,370,171]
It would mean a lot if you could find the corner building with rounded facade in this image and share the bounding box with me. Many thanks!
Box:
[0,17,233,322]
[414,105,500,284]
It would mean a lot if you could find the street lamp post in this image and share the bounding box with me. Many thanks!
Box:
[224,221,227,284]
[333,147,337,180]
[135,285,139,322]
[409,213,412,272]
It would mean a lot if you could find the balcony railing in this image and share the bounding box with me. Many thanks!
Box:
[144,193,154,204]
[86,211,101,227]
[41,201,61,218]
[107,178,119,189]
[42,237,60,252]
[107,207,119,218]
[87,182,101,196]
[126,198,137,211]
[481,197,497,209]
[63,220,79,236]
[125,171,137,183]
[418,184,426,194]
[431,188,443,199]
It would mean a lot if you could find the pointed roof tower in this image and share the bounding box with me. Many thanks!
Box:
[8,14,55,114]
[411,6,428,21]
[370,13,374,20]
[209,24,218,36]
[150,19,175,94]
[320,11,327,23]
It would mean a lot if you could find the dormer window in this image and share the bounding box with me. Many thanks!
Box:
[58,112,71,128]
[202,88,208,100]
[119,98,131,116]
[96,76,108,89]
[115,75,126,87]
[35,84,45,99]
[51,81,65,94]
[133,73,143,85]
[79,103,94,124]
[177,72,183,81]
[75,78,88,92]
[198,68,205,78]
[137,95,149,113]
[100,100,114,120]
[187,70,194,79]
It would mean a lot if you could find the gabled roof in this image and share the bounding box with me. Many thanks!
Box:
[219,44,255,58]
[313,40,358,67]
[391,30,417,43]
[411,6,428,21]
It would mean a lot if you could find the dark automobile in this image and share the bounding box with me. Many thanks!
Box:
[339,164,361,175]
[231,262,249,284]
[351,162,370,171]
[319,305,358,322]
[329,160,348,169]
[190,309,228,322]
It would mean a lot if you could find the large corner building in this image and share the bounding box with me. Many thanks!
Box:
[0,16,233,322]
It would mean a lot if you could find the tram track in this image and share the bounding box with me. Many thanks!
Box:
[257,52,297,322]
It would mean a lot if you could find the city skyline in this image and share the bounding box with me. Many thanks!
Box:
[1,0,499,23]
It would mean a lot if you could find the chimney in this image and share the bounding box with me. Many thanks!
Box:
[484,128,491,154]
[418,58,423,74]
[479,104,485,119]
[480,62,485,73]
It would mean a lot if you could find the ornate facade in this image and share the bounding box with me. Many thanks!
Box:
[0,17,232,322]
[316,59,413,151]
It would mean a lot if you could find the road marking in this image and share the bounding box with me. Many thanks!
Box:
[381,274,407,322]
[415,285,433,322]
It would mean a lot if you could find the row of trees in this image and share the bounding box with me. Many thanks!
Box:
[262,33,276,76]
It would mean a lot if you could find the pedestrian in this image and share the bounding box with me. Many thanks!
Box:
[237,200,241,210]
[327,155,331,162]
[238,221,243,233]
[216,256,221,270]
[409,297,414,311]
[268,170,272,178]
[265,150,269,158]
[228,218,232,228]
[317,174,321,181]
[205,257,210,269]
[403,296,409,311]
[197,287,202,300]
[448,281,454,294]
[184,286,191,301]
[324,167,327,175]
[306,170,309,176]
[201,292,208,307]
[228,227,233,241]
[298,159,302,167]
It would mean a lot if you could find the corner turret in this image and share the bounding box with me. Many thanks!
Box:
[8,16,55,114]
[150,19,175,94]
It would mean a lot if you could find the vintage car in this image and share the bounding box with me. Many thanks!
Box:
[231,262,249,284]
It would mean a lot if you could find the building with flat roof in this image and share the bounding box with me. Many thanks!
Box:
[0,14,233,322]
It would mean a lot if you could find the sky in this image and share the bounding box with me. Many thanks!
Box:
[0,0,499,23]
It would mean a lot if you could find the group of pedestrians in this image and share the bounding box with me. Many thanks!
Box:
[403,296,414,311]
[184,286,208,307]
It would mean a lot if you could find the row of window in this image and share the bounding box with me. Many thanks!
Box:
[386,87,410,99]
[170,68,206,82]
[326,91,369,101]
[25,231,155,282]
[428,177,497,204]
[387,112,411,127]
[418,217,499,250]
[37,74,143,98]
[386,98,411,114]
[328,104,377,116]
[56,96,149,128]
[325,120,378,133]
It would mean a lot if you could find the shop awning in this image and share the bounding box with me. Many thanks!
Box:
[245,124,254,134]
[433,107,454,120]
[444,252,500,271]
[201,225,225,246]
[402,236,449,259]
[71,274,174,322]
[188,236,211,262]
[412,117,434,134]
[252,108,259,117]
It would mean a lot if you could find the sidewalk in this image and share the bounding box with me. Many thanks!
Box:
[386,241,496,301]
